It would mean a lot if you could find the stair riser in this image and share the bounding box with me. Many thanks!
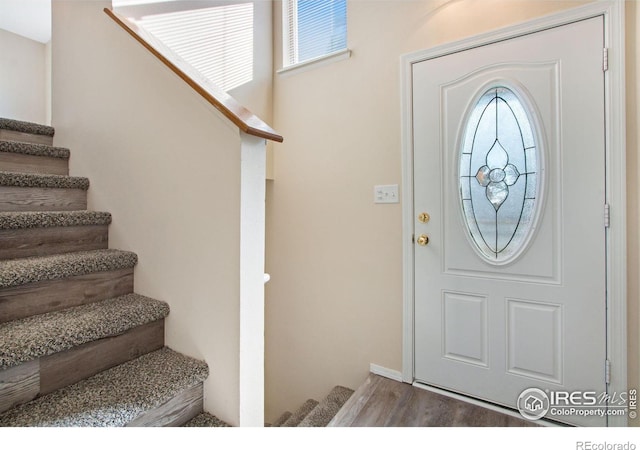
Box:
[0,152,68,176]
[0,268,134,323]
[0,130,53,147]
[0,360,38,415]
[0,320,164,414]
[0,186,87,212]
[127,383,203,427]
[40,319,165,395]
[0,225,109,259]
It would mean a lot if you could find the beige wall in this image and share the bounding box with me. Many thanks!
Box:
[266,0,640,424]
[45,40,52,125]
[113,0,276,179]
[114,0,273,125]
[0,28,47,124]
[52,0,249,425]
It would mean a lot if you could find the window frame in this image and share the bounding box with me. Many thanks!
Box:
[280,0,350,73]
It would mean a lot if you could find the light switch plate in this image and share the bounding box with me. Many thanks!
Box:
[374,184,399,204]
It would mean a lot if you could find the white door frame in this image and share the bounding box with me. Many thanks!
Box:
[401,0,626,425]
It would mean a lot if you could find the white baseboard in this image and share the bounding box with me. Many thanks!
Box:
[369,364,403,382]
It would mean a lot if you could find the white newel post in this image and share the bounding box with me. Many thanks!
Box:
[238,132,267,427]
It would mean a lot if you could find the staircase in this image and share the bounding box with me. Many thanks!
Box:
[268,385,354,427]
[0,118,222,426]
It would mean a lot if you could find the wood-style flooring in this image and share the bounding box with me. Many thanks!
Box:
[329,374,539,427]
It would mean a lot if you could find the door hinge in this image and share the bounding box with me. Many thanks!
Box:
[603,47,609,72]
[605,359,611,384]
[604,203,610,228]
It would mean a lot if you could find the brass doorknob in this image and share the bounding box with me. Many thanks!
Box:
[417,234,429,246]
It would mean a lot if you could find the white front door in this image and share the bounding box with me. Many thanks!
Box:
[412,17,607,426]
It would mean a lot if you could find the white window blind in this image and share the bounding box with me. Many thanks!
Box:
[284,0,347,67]
[135,3,254,92]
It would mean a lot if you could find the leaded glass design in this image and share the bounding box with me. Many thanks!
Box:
[459,86,539,263]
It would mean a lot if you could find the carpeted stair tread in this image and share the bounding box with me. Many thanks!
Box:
[298,386,354,427]
[271,411,292,427]
[0,140,69,159]
[0,347,208,427]
[0,118,54,137]
[0,293,169,369]
[281,399,319,427]
[183,412,230,427]
[0,249,138,288]
[0,171,89,190]
[0,210,111,230]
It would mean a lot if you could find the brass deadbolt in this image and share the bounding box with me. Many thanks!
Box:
[418,212,430,223]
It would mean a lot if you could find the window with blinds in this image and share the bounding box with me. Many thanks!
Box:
[135,3,254,92]
[283,0,347,67]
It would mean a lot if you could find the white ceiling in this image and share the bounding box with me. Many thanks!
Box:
[0,0,51,44]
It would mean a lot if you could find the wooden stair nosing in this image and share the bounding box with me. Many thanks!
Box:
[328,374,380,427]
[0,319,165,414]
[0,267,134,323]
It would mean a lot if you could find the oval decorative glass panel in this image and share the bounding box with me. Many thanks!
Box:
[459,86,541,263]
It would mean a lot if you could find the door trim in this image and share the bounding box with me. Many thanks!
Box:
[400,0,626,426]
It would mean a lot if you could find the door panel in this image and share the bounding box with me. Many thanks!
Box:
[506,298,562,383]
[442,62,560,282]
[442,291,488,367]
[412,17,606,426]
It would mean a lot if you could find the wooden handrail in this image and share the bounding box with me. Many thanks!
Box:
[104,8,283,143]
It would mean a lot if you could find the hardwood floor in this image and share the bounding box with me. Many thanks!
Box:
[329,374,539,427]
